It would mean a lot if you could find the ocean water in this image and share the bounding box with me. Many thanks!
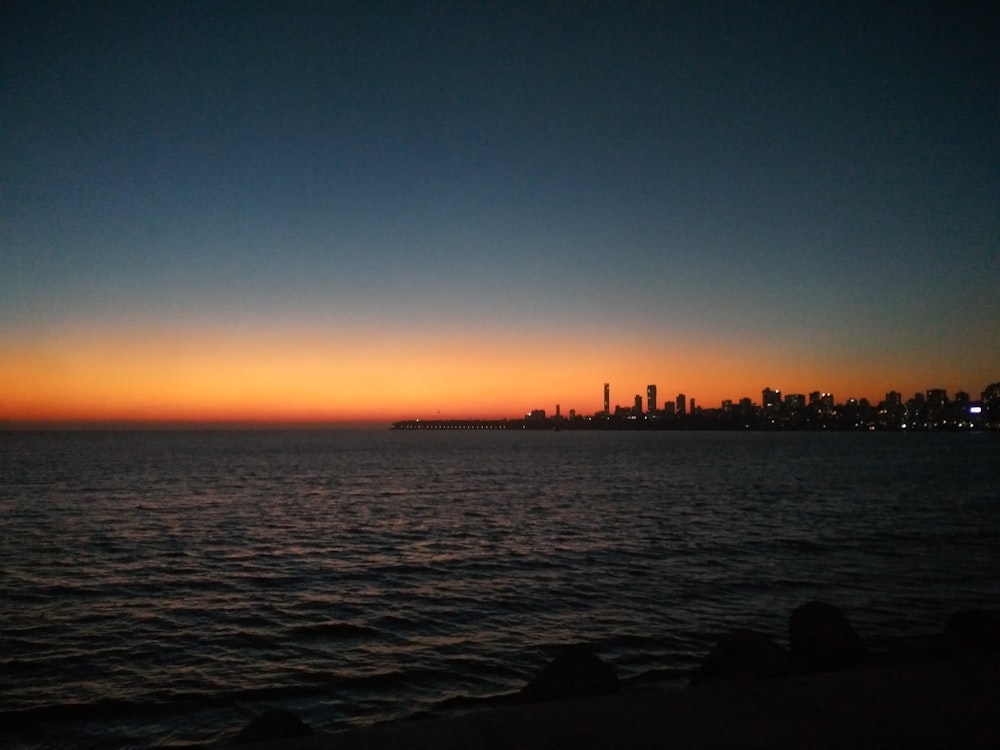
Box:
[1,429,998,748]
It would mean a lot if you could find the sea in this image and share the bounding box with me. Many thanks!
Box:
[1,429,998,748]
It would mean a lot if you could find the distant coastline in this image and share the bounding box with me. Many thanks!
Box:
[390,414,996,431]
[395,382,1000,431]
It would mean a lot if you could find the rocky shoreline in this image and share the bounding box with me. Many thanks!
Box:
[221,603,1000,748]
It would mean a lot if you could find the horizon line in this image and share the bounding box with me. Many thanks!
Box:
[0,419,393,431]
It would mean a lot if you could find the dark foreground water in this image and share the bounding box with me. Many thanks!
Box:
[1,429,998,748]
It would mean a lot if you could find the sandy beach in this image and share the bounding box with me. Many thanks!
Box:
[233,652,998,749]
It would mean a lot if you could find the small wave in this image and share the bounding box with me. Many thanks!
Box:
[209,682,328,706]
[775,537,826,552]
[773,578,822,588]
[226,629,281,649]
[372,613,425,632]
[0,657,42,675]
[429,689,519,715]
[289,621,381,639]
[333,666,441,693]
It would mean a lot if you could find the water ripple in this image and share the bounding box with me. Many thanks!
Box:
[1,430,997,748]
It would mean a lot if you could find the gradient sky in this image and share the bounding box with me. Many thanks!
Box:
[2,1,998,424]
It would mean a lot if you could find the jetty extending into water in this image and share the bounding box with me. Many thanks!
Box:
[391,419,524,430]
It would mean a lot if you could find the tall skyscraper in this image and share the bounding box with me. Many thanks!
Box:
[646,384,657,415]
[603,383,610,414]
[677,393,686,416]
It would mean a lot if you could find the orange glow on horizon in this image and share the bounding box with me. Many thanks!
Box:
[1,323,994,426]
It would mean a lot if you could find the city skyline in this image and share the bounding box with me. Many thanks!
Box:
[544,380,998,420]
[392,379,999,431]
[2,3,997,426]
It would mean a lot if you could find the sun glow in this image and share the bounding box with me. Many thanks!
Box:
[1,324,623,423]
[3,320,990,427]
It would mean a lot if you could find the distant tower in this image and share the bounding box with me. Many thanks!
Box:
[677,393,686,416]
[634,394,643,415]
[603,383,610,414]
[647,384,657,414]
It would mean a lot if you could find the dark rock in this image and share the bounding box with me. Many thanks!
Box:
[519,645,619,703]
[231,708,312,745]
[870,632,937,664]
[940,610,1000,655]
[789,601,869,673]
[689,629,794,686]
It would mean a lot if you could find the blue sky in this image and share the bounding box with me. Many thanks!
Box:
[2,1,998,420]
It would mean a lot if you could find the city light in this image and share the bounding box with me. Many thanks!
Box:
[393,381,999,431]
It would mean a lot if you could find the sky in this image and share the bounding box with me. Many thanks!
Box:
[2,1,998,424]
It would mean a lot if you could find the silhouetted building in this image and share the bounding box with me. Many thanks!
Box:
[879,391,905,429]
[785,393,805,412]
[677,393,686,416]
[983,382,1000,403]
[633,394,643,415]
[926,389,948,409]
[842,398,862,427]
[762,387,782,413]
[647,384,657,415]
[603,383,610,414]
[983,382,1000,427]
[906,392,927,428]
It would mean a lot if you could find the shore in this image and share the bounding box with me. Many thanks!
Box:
[235,652,998,749]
